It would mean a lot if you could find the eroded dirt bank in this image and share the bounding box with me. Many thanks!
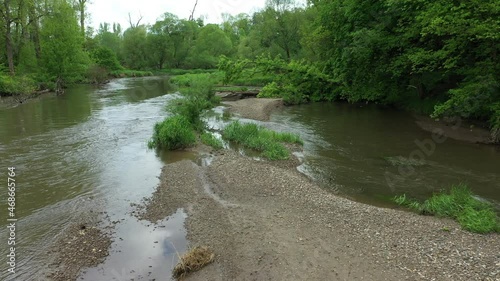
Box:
[414,115,496,145]
[139,150,499,281]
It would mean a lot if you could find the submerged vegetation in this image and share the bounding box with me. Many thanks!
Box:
[394,184,500,234]
[223,121,303,160]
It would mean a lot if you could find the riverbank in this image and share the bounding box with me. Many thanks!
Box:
[138,150,499,280]
[133,98,499,280]
[414,115,495,145]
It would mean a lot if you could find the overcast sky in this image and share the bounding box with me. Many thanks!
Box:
[88,0,268,29]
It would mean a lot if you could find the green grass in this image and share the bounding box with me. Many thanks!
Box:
[148,115,196,150]
[201,132,224,150]
[222,121,303,160]
[393,184,500,234]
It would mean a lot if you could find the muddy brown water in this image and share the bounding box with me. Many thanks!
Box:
[0,78,499,280]
[269,103,500,208]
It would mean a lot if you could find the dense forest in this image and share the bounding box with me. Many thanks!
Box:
[1,0,499,141]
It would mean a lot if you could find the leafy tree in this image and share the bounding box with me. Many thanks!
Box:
[188,24,232,68]
[122,25,148,69]
[40,0,89,91]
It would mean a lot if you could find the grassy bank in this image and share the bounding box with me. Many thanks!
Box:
[394,184,500,234]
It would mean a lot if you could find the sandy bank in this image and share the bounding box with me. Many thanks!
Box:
[139,150,499,281]
[223,98,283,121]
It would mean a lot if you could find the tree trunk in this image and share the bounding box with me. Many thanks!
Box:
[29,5,41,59]
[3,0,15,74]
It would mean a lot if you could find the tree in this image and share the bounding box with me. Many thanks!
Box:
[188,24,232,68]
[147,13,178,69]
[1,0,16,74]
[73,0,89,38]
[122,25,148,69]
[40,0,89,91]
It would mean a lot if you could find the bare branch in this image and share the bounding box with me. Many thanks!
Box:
[189,0,198,21]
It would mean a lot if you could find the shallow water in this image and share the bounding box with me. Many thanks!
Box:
[0,77,188,281]
[270,103,500,208]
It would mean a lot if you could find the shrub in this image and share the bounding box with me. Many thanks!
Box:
[168,74,220,130]
[223,121,302,160]
[393,184,500,233]
[91,47,122,71]
[0,72,37,96]
[220,56,336,104]
[148,115,196,150]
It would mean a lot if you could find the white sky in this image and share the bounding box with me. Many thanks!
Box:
[88,0,268,29]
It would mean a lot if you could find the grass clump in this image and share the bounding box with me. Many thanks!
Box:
[173,246,215,279]
[201,132,224,150]
[222,121,302,160]
[393,184,500,233]
[148,115,196,150]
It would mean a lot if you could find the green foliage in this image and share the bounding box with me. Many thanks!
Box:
[168,73,220,130]
[16,42,39,75]
[40,0,90,87]
[148,115,196,150]
[90,47,122,71]
[393,184,500,234]
[307,0,500,139]
[0,72,37,96]
[160,69,218,75]
[122,26,148,69]
[201,132,224,150]
[188,24,233,69]
[222,121,302,160]
[221,56,335,105]
[109,69,153,78]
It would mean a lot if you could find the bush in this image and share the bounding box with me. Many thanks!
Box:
[220,56,336,104]
[393,184,500,234]
[168,74,220,130]
[223,121,302,160]
[0,72,37,96]
[148,115,196,150]
[91,47,122,71]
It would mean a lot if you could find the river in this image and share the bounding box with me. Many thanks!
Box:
[0,77,499,280]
